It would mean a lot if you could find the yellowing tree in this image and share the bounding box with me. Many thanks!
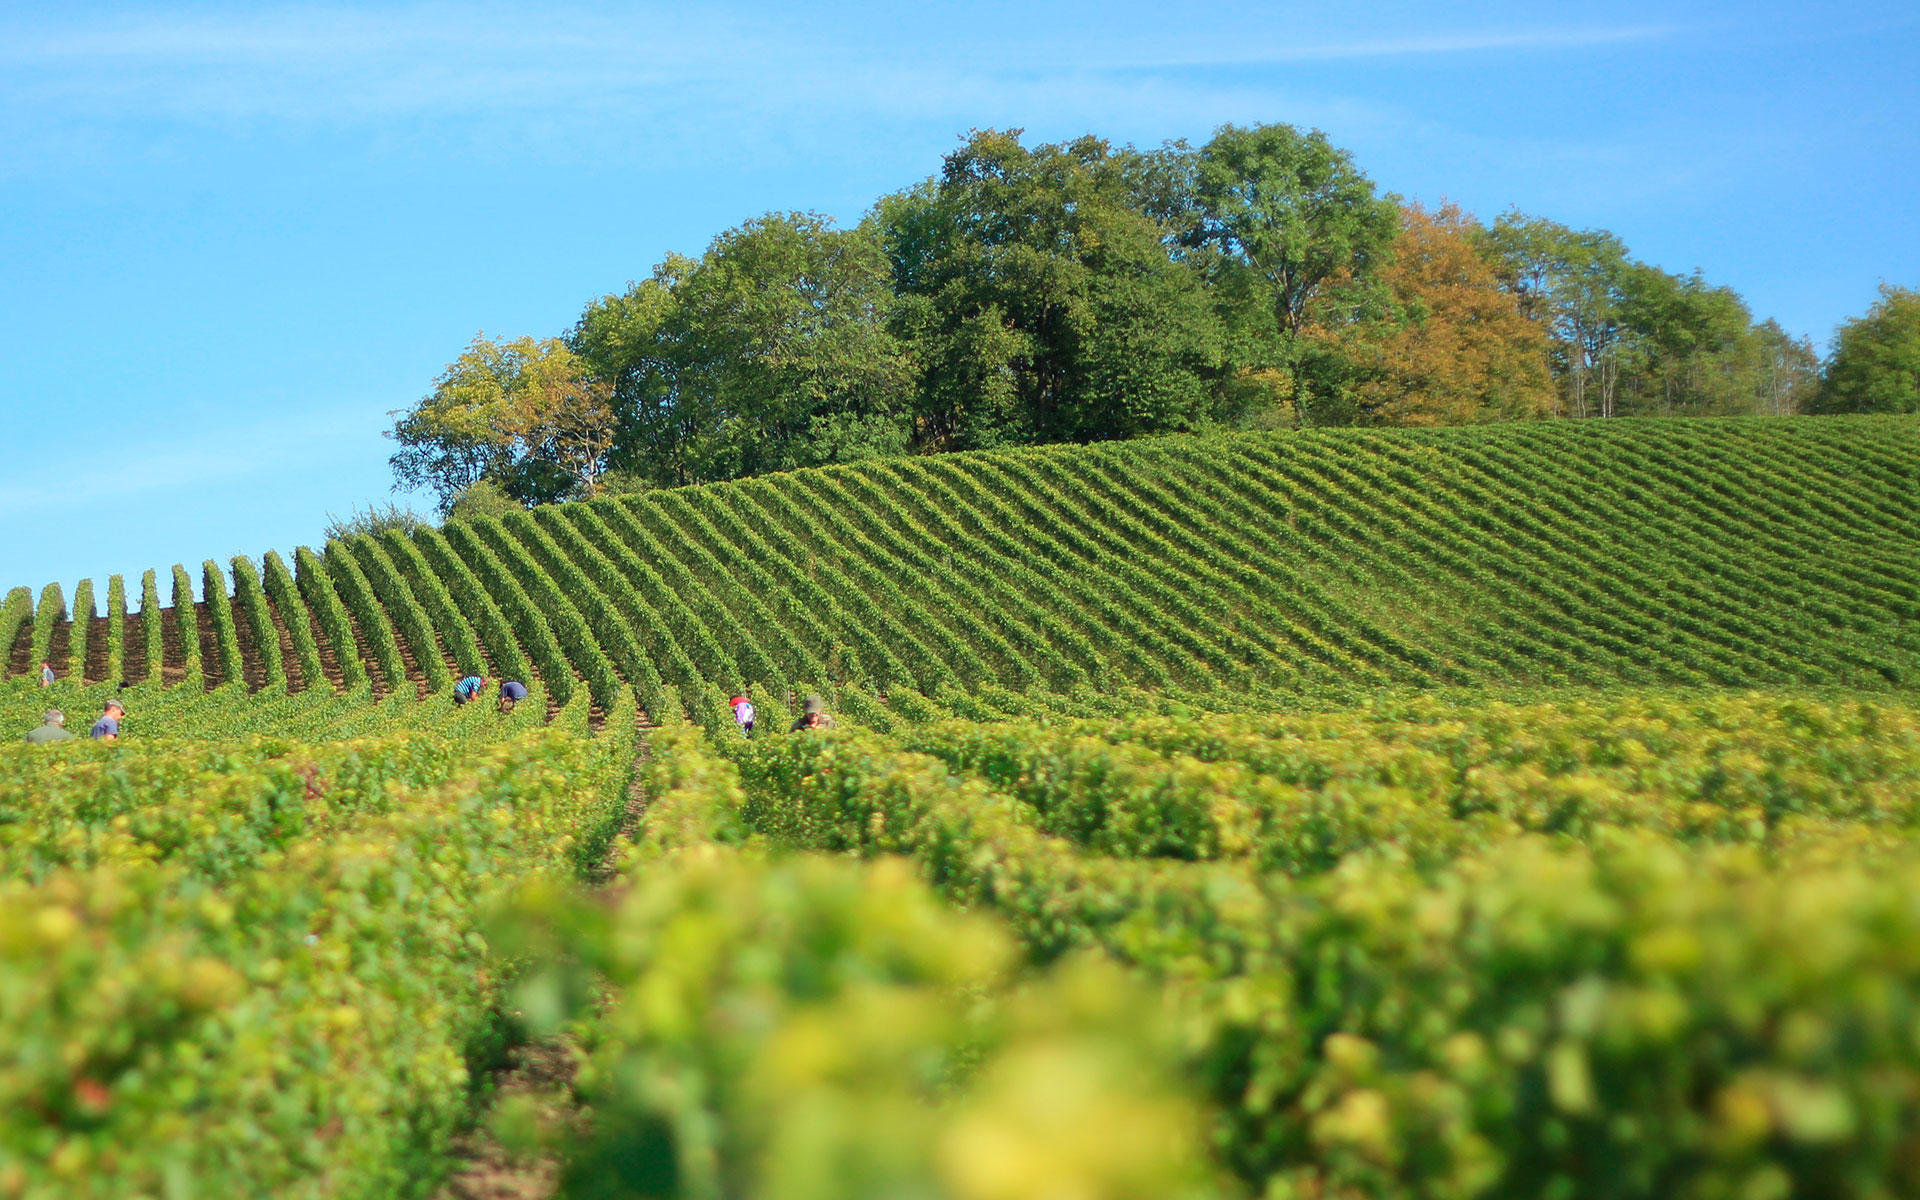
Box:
[390,334,615,509]
[1322,203,1554,425]
[513,340,618,497]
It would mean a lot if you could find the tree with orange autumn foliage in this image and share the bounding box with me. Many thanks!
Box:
[1309,202,1554,426]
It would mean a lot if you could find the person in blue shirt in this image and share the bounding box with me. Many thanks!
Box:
[497,680,529,714]
[452,675,487,705]
[89,700,125,741]
[39,661,54,687]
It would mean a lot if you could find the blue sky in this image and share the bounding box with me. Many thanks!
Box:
[2,0,1915,602]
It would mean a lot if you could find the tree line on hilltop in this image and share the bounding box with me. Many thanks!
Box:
[388,124,1920,513]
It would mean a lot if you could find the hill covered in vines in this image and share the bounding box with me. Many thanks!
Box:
[5,417,1916,726]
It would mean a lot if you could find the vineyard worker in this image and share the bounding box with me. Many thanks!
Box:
[23,709,73,743]
[89,700,124,741]
[38,660,54,687]
[498,680,529,713]
[790,694,834,732]
[730,694,755,737]
[452,675,487,706]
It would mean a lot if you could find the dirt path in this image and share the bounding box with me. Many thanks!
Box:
[301,597,349,691]
[342,608,391,698]
[193,602,221,691]
[393,625,430,699]
[264,595,307,693]
[83,617,110,684]
[123,611,148,685]
[231,598,269,691]
[159,606,187,687]
[4,617,28,678]
[434,717,652,1200]
[46,620,70,681]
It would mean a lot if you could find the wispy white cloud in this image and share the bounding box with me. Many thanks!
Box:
[1082,26,1677,69]
[0,4,1732,232]
[0,4,1692,192]
[0,4,1677,132]
[2,8,1674,71]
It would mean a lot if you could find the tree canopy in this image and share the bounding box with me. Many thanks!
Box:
[573,213,915,489]
[1482,213,1821,419]
[880,131,1233,450]
[1816,285,1920,414]
[388,123,1883,509]
[1307,202,1553,426]
[1188,122,1399,346]
[391,334,615,509]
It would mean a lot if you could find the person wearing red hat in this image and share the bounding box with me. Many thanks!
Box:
[730,694,755,738]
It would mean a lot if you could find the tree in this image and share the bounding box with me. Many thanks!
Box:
[1188,123,1400,347]
[443,479,522,524]
[1816,284,1920,414]
[1308,203,1553,425]
[880,130,1231,450]
[1628,271,1821,416]
[389,335,520,506]
[389,334,615,510]
[573,264,702,488]
[1482,214,1633,418]
[518,342,619,498]
[396,125,1831,504]
[1482,214,1814,419]
[575,214,915,487]
[1750,320,1820,416]
[669,213,915,476]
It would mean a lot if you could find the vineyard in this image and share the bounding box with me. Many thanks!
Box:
[3,415,1919,1197]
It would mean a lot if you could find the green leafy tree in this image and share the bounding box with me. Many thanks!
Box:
[669,213,915,476]
[1616,268,1823,416]
[1189,124,1399,343]
[1749,319,1821,415]
[1483,213,1634,418]
[880,130,1231,449]
[575,214,914,487]
[572,266,696,486]
[1484,214,1819,418]
[1816,284,1920,413]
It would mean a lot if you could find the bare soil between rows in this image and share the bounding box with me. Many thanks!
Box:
[435,720,651,1200]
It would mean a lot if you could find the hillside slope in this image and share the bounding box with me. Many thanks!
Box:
[5,417,1917,720]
